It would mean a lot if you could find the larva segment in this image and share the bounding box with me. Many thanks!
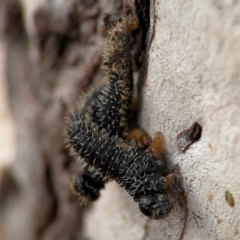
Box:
[148,132,165,159]
[70,169,105,204]
[93,72,133,137]
[125,125,152,149]
[94,18,138,137]
[68,116,173,219]
[67,18,174,219]
[102,17,138,79]
[69,19,138,201]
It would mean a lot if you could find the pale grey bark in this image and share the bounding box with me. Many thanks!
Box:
[1,1,239,240]
[83,1,240,240]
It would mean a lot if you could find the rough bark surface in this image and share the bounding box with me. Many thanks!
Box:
[82,1,240,240]
[0,0,239,240]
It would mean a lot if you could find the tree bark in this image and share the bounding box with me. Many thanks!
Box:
[0,0,239,240]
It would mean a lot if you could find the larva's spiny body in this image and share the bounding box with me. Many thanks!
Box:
[94,20,136,137]
[69,19,137,203]
[67,19,173,219]
[71,168,105,202]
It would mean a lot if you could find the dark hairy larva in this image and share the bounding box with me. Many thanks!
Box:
[70,18,137,201]
[67,18,173,219]
[71,167,105,202]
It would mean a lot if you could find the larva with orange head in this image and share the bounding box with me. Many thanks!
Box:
[67,18,173,219]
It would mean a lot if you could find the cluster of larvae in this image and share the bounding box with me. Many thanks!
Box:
[67,18,174,220]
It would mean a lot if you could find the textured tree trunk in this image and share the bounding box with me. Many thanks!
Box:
[0,0,239,240]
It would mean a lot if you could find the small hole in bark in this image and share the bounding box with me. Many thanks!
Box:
[177,122,202,152]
